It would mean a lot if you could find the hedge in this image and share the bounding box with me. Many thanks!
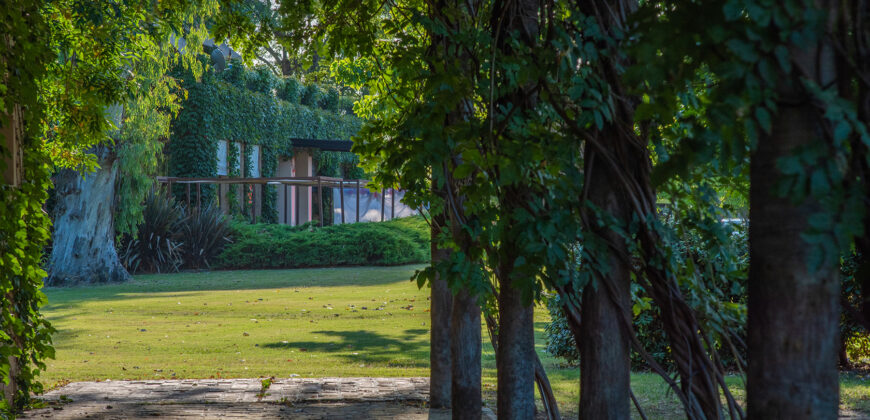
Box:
[215,216,429,269]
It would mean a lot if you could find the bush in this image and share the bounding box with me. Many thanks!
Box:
[119,193,233,273]
[119,192,186,274]
[221,63,246,88]
[215,215,429,269]
[338,95,356,115]
[544,219,748,370]
[544,294,578,365]
[300,83,323,107]
[246,66,277,95]
[277,77,302,103]
[320,86,340,112]
[181,205,233,269]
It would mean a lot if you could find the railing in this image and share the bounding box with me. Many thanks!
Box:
[155,176,401,226]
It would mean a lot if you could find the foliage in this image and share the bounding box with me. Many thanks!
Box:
[168,61,361,222]
[300,83,324,108]
[119,192,187,274]
[0,0,279,413]
[545,218,748,370]
[119,192,232,273]
[245,66,278,95]
[179,205,233,270]
[0,1,55,414]
[277,77,303,103]
[216,216,429,269]
[543,295,578,365]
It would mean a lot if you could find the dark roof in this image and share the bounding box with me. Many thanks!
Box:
[291,138,354,152]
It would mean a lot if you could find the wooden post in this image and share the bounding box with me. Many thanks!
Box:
[340,180,345,224]
[381,190,385,222]
[356,180,361,223]
[391,188,395,220]
[218,183,222,211]
[284,184,289,225]
[186,183,191,209]
[318,178,324,227]
[196,183,201,211]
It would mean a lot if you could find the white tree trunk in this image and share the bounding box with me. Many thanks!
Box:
[47,146,130,285]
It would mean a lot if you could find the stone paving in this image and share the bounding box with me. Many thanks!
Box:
[21,377,497,419]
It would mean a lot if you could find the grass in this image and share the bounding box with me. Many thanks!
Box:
[40,265,870,419]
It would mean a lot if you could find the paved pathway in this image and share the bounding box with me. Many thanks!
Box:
[21,378,497,419]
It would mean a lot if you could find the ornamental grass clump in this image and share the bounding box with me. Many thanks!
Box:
[119,192,186,274]
[119,193,233,273]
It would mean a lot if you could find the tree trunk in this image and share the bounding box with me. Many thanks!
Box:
[489,0,541,414]
[580,243,631,417]
[451,288,481,420]
[48,146,130,285]
[747,11,839,414]
[496,264,535,419]
[430,216,453,409]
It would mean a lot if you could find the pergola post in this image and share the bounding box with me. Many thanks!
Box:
[317,178,324,227]
[186,183,191,209]
[339,180,345,224]
[380,191,385,222]
[196,183,201,211]
[391,188,395,220]
[284,184,289,225]
[356,180,361,223]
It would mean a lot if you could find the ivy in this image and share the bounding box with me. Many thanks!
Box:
[0,2,55,414]
[168,60,362,222]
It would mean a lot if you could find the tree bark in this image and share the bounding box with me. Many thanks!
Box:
[747,103,840,418]
[430,216,453,408]
[489,0,540,415]
[496,263,535,419]
[451,288,481,420]
[48,146,130,285]
[747,7,839,415]
[579,209,631,420]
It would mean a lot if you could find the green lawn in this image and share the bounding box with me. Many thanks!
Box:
[40,265,870,419]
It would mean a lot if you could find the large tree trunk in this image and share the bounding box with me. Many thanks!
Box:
[495,260,535,419]
[451,288,481,420]
[489,0,540,415]
[430,216,453,408]
[48,146,130,285]
[579,149,632,418]
[747,5,839,416]
[747,107,840,418]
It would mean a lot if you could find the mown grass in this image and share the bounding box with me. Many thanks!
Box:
[40,265,870,419]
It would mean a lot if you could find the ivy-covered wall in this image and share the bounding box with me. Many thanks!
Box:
[168,62,362,222]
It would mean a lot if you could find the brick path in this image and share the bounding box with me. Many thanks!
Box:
[21,377,497,419]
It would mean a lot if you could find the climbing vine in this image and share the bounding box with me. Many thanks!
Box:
[168,61,361,222]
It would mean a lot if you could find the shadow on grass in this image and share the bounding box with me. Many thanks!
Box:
[261,329,429,367]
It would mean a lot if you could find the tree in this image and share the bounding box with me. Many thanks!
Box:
[45,0,214,285]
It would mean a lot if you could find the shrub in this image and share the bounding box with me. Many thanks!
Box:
[277,77,302,103]
[300,83,323,107]
[544,294,578,365]
[221,62,246,88]
[181,205,233,269]
[544,219,748,370]
[119,192,186,274]
[320,86,340,112]
[119,193,234,273]
[215,215,429,269]
[246,66,277,95]
[338,95,356,115]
